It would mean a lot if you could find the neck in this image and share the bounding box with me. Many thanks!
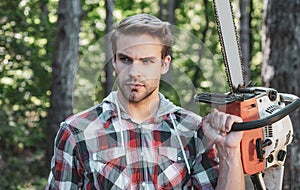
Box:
[117,91,160,123]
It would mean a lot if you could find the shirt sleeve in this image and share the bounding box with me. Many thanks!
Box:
[191,124,220,189]
[46,122,83,190]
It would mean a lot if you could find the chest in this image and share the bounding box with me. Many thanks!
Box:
[81,122,196,189]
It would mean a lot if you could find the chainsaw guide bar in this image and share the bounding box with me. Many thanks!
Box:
[213,0,245,93]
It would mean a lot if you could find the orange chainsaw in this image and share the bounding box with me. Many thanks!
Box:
[194,0,300,189]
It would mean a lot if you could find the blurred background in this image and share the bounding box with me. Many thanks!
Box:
[0,0,299,189]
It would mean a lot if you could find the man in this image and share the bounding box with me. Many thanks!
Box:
[47,14,245,189]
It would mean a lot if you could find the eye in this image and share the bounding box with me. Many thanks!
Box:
[142,59,155,65]
[119,56,132,64]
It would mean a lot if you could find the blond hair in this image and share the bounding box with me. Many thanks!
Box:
[110,14,174,59]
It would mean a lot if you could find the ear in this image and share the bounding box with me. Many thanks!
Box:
[161,55,171,74]
[112,55,116,70]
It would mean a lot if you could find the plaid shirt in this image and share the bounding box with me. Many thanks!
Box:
[47,94,219,189]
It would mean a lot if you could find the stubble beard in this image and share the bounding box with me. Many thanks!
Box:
[117,78,158,103]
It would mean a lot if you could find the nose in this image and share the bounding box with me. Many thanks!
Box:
[128,61,141,78]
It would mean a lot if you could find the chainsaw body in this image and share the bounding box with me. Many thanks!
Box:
[195,86,299,189]
[218,87,293,175]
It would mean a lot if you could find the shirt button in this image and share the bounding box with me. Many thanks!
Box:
[140,151,144,157]
[142,182,146,187]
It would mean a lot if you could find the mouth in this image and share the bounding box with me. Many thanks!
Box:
[126,82,144,90]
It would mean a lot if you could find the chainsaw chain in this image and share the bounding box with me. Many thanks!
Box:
[212,0,245,93]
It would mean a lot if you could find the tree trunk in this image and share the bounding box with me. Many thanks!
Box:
[239,3,254,189]
[158,0,164,20]
[167,0,175,25]
[163,0,176,84]
[239,0,251,84]
[46,0,82,166]
[262,0,300,189]
[104,0,114,96]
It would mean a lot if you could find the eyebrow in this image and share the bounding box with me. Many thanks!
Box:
[117,53,157,61]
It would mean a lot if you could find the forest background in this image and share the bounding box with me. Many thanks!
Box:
[0,0,299,189]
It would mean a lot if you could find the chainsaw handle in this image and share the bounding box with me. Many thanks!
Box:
[231,94,300,131]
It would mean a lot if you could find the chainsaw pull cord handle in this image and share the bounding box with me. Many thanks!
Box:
[231,93,300,131]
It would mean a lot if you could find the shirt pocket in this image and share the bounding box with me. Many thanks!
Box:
[158,146,190,162]
[92,146,126,163]
[157,146,191,188]
[89,146,126,173]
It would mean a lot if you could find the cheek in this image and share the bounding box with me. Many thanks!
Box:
[115,65,128,76]
[145,66,162,77]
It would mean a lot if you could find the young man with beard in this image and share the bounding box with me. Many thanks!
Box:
[46,14,245,189]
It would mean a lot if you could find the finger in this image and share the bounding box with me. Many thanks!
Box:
[202,122,222,143]
[202,113,212,123]
[210,110,227,132]
[225,114,243,132]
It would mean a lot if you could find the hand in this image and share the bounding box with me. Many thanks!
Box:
[203,109,246,190]
[202,109,243,149]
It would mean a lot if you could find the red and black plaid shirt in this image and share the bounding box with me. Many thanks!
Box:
[46,94,219,189]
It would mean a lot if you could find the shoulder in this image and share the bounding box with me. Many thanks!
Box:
[174,109,202,123]
[61,101,116,136]
[172,109,202,132]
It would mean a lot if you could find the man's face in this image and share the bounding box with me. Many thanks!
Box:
[113,34,170,103]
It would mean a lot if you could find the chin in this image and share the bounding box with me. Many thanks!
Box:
[128,94,142,102]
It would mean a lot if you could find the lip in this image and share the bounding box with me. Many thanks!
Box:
[126,82,144,90]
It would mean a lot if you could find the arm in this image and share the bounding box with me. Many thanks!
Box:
[202,109,245,190]
[46,122,83,190]
[216,144,244,190]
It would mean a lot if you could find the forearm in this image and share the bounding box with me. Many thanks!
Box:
[216,147,245,190]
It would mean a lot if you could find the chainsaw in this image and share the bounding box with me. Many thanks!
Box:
[194,0,300,189]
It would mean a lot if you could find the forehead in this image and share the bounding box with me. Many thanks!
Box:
[116,34,162,57]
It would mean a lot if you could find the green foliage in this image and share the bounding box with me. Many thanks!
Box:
[250,0,263,85]
[0,0,263,188]
[0,0,56,189]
